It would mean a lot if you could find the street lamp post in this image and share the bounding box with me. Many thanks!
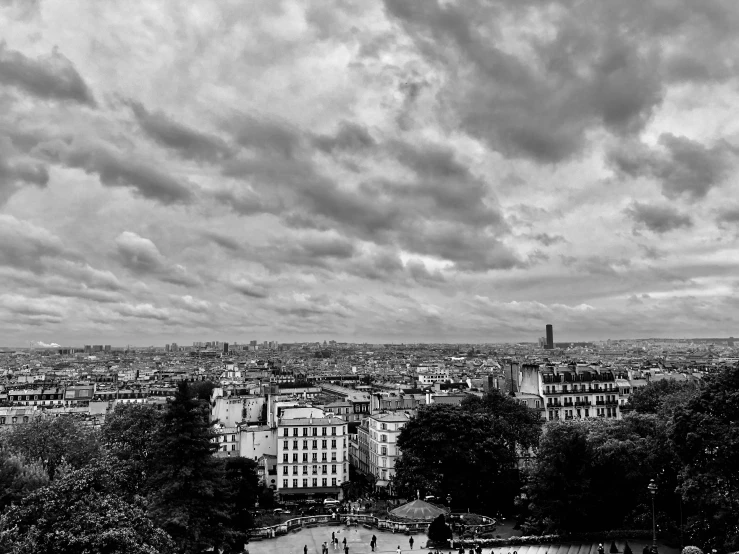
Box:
[648,479,658,554]
[446,495,452,511]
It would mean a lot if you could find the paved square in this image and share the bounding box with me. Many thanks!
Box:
[247,524,427,554]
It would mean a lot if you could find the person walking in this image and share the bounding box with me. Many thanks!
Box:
[598,545,605,554]
[304,545,308,554]
[371,535,377,552]
[343,536,347,548]
[397,546,402,554]
[344,545,349,554]
[409,536,414,549]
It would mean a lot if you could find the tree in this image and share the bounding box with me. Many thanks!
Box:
[0,448,49,511]
[523,414,680,535]
[147,381,233,554]
[190,381,216,403]
[628,379,697,415]
[2,416,100,480]
[394,391,541,514]
[101,404,162,497]
[0,462,173,554]
[427,514,452,545]
[670,366,739,551]
[222,457,260,548]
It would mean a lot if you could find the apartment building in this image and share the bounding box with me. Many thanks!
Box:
[275,408,348,501]
[366,412,410,492]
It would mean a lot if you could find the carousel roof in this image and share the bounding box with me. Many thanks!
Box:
[389,499,447,521]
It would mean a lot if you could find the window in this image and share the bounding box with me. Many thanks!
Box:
[322,427,327,436]
[303,440,308,449]
[312,453,317,462]
[331,440,336,448]
[343,439,346,447]
[322,465,327,474]
[283,454,288,462]
[303,466,308,474]
[293,440,298,449]
[332,465,337,474]
[381,423,387,430]
[312,427,318,436]
[312,440,317,449]
[283,441,288,450]
[331,453,337,461]
[293,428,298,437]
[283,479,288,488]
[332,478,337,486]
[302,479,308,488]
[283,428,289,437]
[322,453,327,462]
[322,478,327,487]
[380,434,386,442]
[331,427,336,436]
[303,428,308,436]
[283,467,288,475]
[302,453,308,462]
[222,445,227,452]
[231,444,236,451]
[312,478,317,487]
[322,440,327,449]
[293,479,298,488]
[381,446,387,456]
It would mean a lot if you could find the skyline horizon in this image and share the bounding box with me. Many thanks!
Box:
[5,332,738,350]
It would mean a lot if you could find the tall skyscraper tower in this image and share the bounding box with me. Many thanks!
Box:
[546,324,554,350]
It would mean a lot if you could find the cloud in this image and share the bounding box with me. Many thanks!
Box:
[229,276,269,299]
[532,233,566,247]
[171,295,211,313]
[114,302,171,321]
[383,0,664,162]
[115,231,199,286]
[625,202,693,234]
[0,214,66,273]
[33,137,194,205]
[130,102,233,162]
[314,121,376,153]
[0,42,95,105]
[202,231,243,252]
[32,341,61,348]
[0,137,49,203]
[608,133,733,199]
[715,206,739,228]
[0,293,65,321]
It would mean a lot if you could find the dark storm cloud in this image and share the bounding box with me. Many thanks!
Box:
[715,206,739,228]
[129,102,233,162]
[228,114,302,159]
[0,43,96,105]
[608,134,733,200]
[383,0,739,164]
[313,121,376,153]
[532,233,566,247]
[383,0,664,162]
[32,138,195,205]
[293,234,356,259]
[219,127,518,270]
[625,202,693,234]
[202,231,243,252]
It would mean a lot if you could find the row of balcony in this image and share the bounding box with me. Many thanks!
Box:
[543,387,618,394]
[547,400,620,408]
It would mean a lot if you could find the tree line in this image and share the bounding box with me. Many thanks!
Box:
[0,381,264,554]
[392,366,739,552]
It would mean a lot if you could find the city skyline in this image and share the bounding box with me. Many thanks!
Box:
[3,1,739,345]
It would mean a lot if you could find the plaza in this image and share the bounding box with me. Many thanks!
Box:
[246,524,680,554]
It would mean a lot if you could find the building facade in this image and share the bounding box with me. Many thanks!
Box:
[366,412,410,491]
[275,411,348,501]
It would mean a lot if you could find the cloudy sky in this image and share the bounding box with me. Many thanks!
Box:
[2,0,739,346]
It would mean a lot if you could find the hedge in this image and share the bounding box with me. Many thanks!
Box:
[457,530,652,547]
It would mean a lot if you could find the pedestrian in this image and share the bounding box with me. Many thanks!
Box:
[332,531,335,542]
[371,534,377,552]
[304,545,308,554]
[410,536,414,549]
[397,546,402,554]
[598,545,605,554]
[344,545,349,554]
